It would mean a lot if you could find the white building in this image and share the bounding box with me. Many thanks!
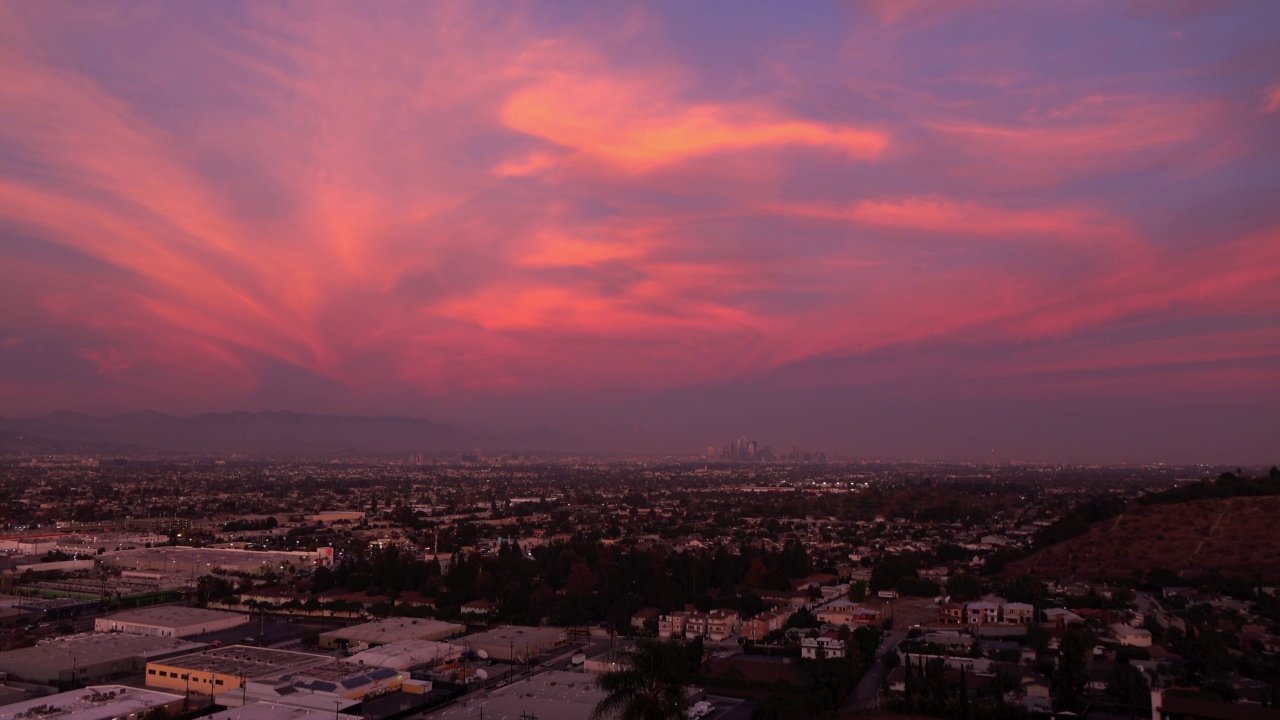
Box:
[319,617,464,649]
[347,639,464,670]
[95,607,249,638]
[801,632,847,660]
[0,685,184,720]
[1110,623,1152,647]
[208,702,360,720]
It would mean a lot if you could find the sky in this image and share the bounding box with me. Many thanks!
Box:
[1,1,1278,462]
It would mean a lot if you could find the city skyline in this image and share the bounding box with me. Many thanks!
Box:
[1,3,1278,462]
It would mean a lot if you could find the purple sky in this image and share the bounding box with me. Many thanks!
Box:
[1,1,1278,462]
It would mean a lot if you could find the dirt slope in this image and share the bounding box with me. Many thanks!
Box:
[1005,496,1280,584]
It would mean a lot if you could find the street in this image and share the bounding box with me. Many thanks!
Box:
[844,628,907,712]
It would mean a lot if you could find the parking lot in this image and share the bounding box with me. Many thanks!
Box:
[188,617,320,649]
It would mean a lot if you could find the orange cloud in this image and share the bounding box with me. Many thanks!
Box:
[502,72,888,172]
[771,196,1138,247]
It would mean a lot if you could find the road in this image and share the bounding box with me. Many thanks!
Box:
[844,628,907,712]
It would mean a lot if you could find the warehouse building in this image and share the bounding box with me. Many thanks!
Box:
[431,670,604,720]
[96,606,249,638]
[0,685,184,720]
[100,546,331,576]
[208,701,361,720]
[463,625,567,662]
[0,633,203,685]
[318,617,463,650]
[146,646,331,699]
[346,639,465,670]
[214,661,403,712]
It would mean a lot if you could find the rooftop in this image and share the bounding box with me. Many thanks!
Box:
[99,606,247,627]
[0,633,203,674]
[208,701,361,720]
[0,685,183,720]
[431,671,605,720]
[151,646,331,678]
[321,617,463,644]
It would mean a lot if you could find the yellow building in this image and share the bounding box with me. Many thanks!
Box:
[146,646,329,699]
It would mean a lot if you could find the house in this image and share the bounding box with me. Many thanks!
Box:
[742,611,787,641]
[939,602,964,625]
[630,608,659,632]
[800,631,846,660]
[1043,607,1084,627]
[1111,623,1152,647]
[1015,675,1053,714]
[658,612,689,639]
[816,599,859,626]
[707,609,739,641]
[685,612,709,639]
[966,601,1000,625]
[460,599,495,616]
[1002,602,1034,625]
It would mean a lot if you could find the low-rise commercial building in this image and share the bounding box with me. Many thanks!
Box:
[430,670,605,720]
[214,661,403,711]
[95,607,249,638]
[318,618,463,650]
[0,685,183,720]
[463,626,567,662]
[0,634,203,685]
[208,701,361,720]
[146,646,331,699]
[346,640,464,671]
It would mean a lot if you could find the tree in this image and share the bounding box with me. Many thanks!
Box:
[848,580,867,602]
[592,639,690,720]
[1106,663,1150,710]
[1056,628,1092,711]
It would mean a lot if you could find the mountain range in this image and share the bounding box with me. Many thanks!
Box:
[0,411,572,457]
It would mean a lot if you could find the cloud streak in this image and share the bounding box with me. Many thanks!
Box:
[0,2,1277,459]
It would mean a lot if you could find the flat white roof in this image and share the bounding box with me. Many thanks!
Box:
[322,617,463,644]
[431,671,605,720]
[100,606,247,628]
[0,634,203,675]
[347,639,464,669]
[151,645,331,677]
[209,701,360,720]
[0,685,182,720]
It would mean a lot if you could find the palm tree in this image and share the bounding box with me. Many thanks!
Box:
[592,639,690,720]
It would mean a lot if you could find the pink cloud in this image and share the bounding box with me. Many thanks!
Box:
[1266,82,1280,113]
[0,1,1276,428]
[502,70,888,172]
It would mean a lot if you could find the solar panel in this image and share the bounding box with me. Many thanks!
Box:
[368,668,397,680]
[340,676,373,689]
[307,681,338,693]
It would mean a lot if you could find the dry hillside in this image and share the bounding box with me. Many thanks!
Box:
[1006,496,1280,584]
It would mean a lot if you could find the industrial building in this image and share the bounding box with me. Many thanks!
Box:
[0,633,203,685]
[208,701,361,720]
[213,660,404,712]
[96,606,249,638]
[99,546,331,576]
[346,639,464,670]
[146,646,331,699]
[430,670,605,720]
[0,685,184,720]
[462,626,567,663]
[318,617,463,649]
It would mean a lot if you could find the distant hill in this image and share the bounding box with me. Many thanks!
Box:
[0,411,573,457]
[1006,496,1280,584]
